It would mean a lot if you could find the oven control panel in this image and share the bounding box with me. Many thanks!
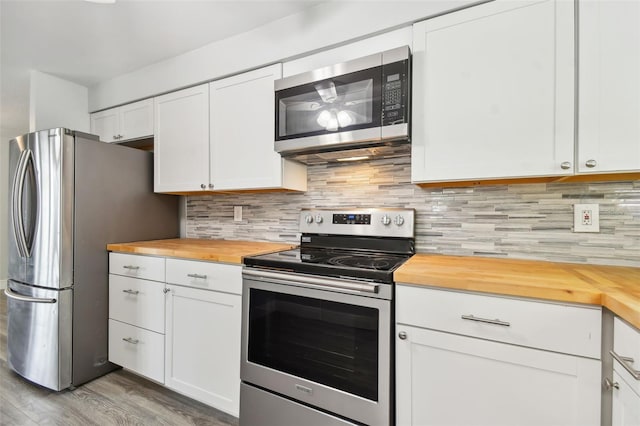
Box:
[333,213,371,225]
[300,208,414,238]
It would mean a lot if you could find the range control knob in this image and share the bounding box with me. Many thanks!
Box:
[394,215,405,226]
[315,214,323,224]
[381,214,391,226]
[305,214,314,224]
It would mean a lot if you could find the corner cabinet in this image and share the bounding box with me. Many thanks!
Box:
[154,64,306,194]
[154,84,211,193]
[411,0,575,183]
[209,64,306,191]
[90,99,154,143]
[610,318,640,426]
[396,285,602,426]
[578,0,640,174]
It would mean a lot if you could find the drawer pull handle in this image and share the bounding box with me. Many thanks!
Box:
[122,289,139,295]
[123,265,140,270]
[610,350,640,380]
[187,273,207,279]
[461,314,510,327]
[122,337,139,344]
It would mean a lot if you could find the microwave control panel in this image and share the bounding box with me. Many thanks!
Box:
[382,59,409,126]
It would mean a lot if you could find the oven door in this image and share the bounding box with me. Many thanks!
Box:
[241,269,391,426]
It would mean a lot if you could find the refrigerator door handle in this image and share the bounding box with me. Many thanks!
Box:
[22,151,38,256]
[11,149,29,258]
[4,287,57,304]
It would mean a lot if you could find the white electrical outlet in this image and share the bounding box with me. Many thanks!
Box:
[573,204,599,233]
[233,206,242,222]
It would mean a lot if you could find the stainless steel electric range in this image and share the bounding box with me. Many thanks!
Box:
[240,208,415,426]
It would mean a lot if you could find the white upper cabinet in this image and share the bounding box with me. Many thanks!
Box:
[90,99,153,143]
[578,0,640,174]
[154,84,210,193]
[411,0,575,183]
[209,64,306,191]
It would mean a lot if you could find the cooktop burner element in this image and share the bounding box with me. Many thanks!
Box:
[244,208,415,284]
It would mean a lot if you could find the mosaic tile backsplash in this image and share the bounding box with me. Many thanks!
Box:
[187,156,640,267]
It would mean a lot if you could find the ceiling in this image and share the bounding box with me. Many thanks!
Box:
[0,0,324,139]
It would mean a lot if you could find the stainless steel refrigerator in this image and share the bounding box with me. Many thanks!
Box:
[6,128,179,391]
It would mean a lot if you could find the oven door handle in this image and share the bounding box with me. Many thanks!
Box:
[243,268,380,294]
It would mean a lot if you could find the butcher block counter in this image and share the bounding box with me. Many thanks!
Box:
[395,254,640,329]
[106,238,296,264]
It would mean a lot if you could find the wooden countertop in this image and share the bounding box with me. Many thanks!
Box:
[395,254,640,329]
[106,238,296,264]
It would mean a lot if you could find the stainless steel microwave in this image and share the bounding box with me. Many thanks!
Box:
[274,46,410,163]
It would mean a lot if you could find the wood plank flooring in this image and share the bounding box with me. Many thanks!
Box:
[0,291,238,426]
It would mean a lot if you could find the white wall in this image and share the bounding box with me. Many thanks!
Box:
[30,71,90,132]
[89,0,482,111]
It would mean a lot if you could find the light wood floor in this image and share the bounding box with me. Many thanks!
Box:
[0,291,238,426]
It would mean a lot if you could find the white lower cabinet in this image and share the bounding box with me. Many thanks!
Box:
[611,318,640,426]
[164,283,241,417]
[108,253,242,417]
[108,319,165,383]
[396,285,602,426]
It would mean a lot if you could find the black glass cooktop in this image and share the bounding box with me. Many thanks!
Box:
[244,247,412,284]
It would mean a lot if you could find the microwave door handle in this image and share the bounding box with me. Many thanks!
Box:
[11,150,29,258]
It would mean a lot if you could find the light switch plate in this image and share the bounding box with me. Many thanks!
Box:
[233,206,242,222]
[573,204,599,233]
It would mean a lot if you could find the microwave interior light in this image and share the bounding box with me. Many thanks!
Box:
[336,156,370,162]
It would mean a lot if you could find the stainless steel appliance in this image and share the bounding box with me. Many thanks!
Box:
[240,208,415,426]
[275,47,411,164]
[6,128,179,391]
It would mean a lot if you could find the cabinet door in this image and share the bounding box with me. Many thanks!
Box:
[154,84,210,193]
[411,0,574,183]
[612,371,640,426]
[210,64,305,191]
[396,325,600,426]
[165,284,241,417]
[119,99,154,141]
[90,108,119,143]
[578,0,640,174]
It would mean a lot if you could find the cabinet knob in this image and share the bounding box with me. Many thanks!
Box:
[208,183,214,189]
[398,331,407,340]
[113,135,118,140]
[163,288,170,294]
[585,159,597,168]
[200,184,206,189]
[604,377,619,391]
[560,161,572,170]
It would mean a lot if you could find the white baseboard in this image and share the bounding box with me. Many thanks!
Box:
[0,279,6,290]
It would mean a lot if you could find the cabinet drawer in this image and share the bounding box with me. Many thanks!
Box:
[108,319,164,384]
[109,252,165,282]
[109,274,165,333]
[613,317,640,392]
[396,285,601,359]
[166,258,242,295]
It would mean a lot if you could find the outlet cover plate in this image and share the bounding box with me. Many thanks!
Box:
[574,203,599,233]
[234,206,242,222]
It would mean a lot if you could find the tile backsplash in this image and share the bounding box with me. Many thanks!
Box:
[187,156,640,267]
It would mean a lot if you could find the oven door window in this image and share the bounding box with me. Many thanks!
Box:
[276,67,382,141]
[248,288,379,401]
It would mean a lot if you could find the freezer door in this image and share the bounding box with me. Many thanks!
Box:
[24,128,74,289]
[5,280,72,391]
[8,134,29,283]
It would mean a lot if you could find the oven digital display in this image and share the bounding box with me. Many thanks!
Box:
[333,213,371,225]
